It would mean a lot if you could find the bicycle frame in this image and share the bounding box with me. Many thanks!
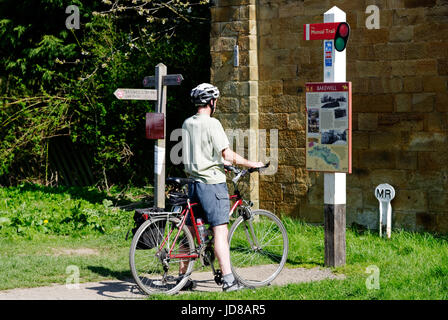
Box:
[130,163,281,294]
[159,191,243,261]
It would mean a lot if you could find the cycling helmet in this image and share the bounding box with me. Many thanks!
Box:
[190,83,220,106]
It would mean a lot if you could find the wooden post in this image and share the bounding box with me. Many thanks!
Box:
[154,63,167,209]
[324,172,346,266]
[114,64,183,210]
[323,6,346,267]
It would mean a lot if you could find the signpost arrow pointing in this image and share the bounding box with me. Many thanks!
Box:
[142,76,155,88]
[304,22,340,41]
[163,74,184,86]
[114,88,157,100]
[142,74,184,87]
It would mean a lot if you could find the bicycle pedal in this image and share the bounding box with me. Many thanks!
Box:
[214,269,223,286]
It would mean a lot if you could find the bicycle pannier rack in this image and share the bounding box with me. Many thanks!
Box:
[126,207,167,250]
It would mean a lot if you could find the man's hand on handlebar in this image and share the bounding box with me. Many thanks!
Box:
[222,148,268,171]
[249,161,265,169]
[248,161,270,173]
[224,162,270,174]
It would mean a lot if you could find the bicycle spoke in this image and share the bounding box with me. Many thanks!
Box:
[130,217,196,295]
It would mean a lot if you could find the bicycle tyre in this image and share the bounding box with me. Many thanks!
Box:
[129,216,196,295]
[228,209,289,287]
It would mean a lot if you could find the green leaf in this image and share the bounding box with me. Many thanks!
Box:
[0,217,11,226]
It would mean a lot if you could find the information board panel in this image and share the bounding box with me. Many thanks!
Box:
[305,82,352,173]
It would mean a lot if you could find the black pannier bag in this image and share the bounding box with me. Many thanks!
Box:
[126,207,166,250]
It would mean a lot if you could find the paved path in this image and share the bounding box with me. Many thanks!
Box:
[0,266,344,300]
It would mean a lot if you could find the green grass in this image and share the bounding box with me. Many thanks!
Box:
[0,183,149,239]
[0,184,447,299]
[148,220,448,300]
[0,235,132,290]
[0,183,140,290]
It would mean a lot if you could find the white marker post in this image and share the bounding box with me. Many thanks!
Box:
[375,184,395,239]
[323,6,347,267]
[304,6,351,267]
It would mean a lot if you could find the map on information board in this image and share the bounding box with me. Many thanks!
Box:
[305,82,352,173]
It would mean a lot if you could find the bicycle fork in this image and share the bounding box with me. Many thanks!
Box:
[243,219,262,251]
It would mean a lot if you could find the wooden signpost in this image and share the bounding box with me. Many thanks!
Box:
[114,63,183,209]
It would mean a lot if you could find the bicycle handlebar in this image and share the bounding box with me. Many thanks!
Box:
[224,162,270,184]
[248,161,270,173]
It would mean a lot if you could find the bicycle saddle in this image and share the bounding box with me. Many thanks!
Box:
[166,177,194,186]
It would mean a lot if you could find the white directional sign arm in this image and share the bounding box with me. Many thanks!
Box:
[114,89,157,100]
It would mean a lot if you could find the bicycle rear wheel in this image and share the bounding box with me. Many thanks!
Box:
[228,209,289,287]
[129,216,196,295]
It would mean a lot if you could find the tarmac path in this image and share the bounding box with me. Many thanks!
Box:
[0,266,344,300]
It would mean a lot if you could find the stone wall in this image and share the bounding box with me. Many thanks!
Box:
[210,0,448,233]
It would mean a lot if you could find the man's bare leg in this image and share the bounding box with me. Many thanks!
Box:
[179,226,196,275]
[213,224,244,291]
[213,224,232,275]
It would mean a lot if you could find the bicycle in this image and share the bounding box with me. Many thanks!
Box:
[129,163,289,295]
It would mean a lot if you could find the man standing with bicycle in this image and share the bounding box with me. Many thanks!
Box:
[181,83,264,292]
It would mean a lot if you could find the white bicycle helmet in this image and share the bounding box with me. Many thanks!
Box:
[190,83,220,106]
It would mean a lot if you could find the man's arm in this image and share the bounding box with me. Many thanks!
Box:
[222,148,264,168]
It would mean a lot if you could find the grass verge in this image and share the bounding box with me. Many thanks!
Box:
[0,184,447,299]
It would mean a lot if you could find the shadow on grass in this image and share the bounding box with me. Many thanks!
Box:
[16,183,152,209]
[86,280,146,299]
[87,266,132,280]
[286,257,323,267]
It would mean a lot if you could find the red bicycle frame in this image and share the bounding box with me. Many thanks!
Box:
[161,193,243,260]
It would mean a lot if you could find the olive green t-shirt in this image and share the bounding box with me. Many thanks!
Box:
[182,113,230,184]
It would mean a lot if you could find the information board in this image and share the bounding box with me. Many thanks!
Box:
[305,82,352,173]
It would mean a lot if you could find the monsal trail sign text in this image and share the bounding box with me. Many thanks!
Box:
[305,82,352,173]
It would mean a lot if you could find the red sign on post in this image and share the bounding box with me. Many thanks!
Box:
[303,22,340,41]
[146,113,165,139]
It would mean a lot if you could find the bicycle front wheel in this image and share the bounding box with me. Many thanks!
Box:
[129,216,196,295]
[228,209,289,287]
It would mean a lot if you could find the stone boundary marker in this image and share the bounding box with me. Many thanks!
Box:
[0,267,344,300]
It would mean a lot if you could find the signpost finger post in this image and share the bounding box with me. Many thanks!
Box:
[115,63,183,209]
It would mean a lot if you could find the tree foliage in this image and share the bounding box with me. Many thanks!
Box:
[0,0,211,187]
